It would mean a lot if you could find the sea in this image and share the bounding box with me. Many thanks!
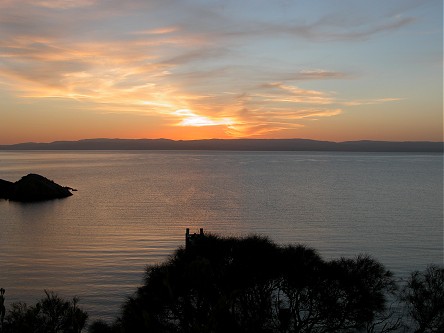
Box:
[0,151,442,323]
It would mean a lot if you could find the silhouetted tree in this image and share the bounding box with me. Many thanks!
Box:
[273,244,325,332]
[321,256,397,332]
[4,290,88,333]
[88,319,120,333]
[402,264,444,333]
[273,251,399,333]
[120,235,281,332]
[117,234,397,333]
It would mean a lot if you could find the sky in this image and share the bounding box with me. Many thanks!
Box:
[0,0,442,144]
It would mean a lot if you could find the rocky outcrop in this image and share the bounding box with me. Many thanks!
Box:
[0,174,74,202]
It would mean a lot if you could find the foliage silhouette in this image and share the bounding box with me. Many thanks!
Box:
[3,290,87,333]
[116,234,398,333]
[402,264,444,333]
[0,288,5,326]
[1,236,440,333]
[88,319,120,333]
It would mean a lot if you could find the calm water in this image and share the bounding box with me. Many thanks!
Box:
[0,151,442,322]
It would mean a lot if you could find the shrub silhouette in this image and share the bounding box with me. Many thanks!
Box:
[4,290,87,333]
[3,236,439,332]
[88,320,120,333]
[402,264,444,333]
[118,234,397,333]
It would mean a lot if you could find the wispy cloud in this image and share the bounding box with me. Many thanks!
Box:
[0,30,400,137]
[32,0,98,9]
[170,1,416,43]
[131,26,179,36]
[0,0,418,139]
[283,14,416,42]
[341,98,404,106]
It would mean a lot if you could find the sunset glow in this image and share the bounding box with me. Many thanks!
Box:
[0,0,441,144]
[174,109,234,128]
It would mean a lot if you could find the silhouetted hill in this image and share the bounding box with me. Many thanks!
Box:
[0,138,442,152]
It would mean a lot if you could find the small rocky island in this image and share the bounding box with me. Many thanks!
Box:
[0,174,74,202]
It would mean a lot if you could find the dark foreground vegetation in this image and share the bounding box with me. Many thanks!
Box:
[2,290,87,333]
[2,234,443,333]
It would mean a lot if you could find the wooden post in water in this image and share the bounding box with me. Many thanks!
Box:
[185,228,204,249]
[185,228,190,248]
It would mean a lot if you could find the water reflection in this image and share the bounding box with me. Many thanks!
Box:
[0,151,442,322]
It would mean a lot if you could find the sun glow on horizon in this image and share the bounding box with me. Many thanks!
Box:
[0,1,441,144]
[174,109,234,128]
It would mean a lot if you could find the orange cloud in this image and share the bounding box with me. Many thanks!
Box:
[132,26,179,36]
[0,1,407,140]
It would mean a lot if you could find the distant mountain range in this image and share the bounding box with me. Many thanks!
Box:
[0,138,442,152]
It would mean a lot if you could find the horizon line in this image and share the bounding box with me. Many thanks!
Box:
[2,137,444,146]
[1,138,442,153]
